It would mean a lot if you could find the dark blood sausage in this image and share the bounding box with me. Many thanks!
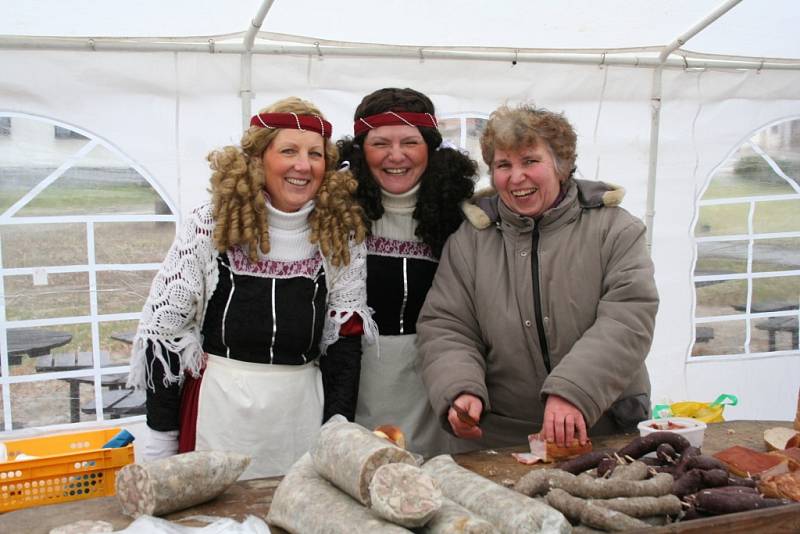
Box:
[672,468,729,498]
[596,456,618,477]
[557,450,614,475]
[267,454,412,533]
[695,489,792,515]
[656,443,678,463]
[423,455,571,533]
[685,455,728,472]
[617,432,691,460]
[115,451,250,517]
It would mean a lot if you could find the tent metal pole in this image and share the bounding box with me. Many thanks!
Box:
[644,0,743,247]
[241,0,276,130]
[1,37,798,71]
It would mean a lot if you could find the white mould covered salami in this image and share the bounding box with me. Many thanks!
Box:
[115,450,250,517]
[310,419,417,505]
[267,453,413,533]
[422,455,571,534]
[368,462,442,527]
[419,497,500,534]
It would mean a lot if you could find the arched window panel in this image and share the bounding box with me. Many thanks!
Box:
[750,120,800,185]
[695,279,746,318]
[702,143,795,201]
[751,276,800,315]
[694,204,748,238]
[96,270,157,316]
[16,145,165,217]
[0,113,174,430]
[4,272,91,321]
[694,241,748,277]
[753,237,800,273]
[754,199,800,234]
[439,115,490,188]
[692,117,800,360]
[692,319,746,357]
[94,222,175,265]
[0,223,87,268]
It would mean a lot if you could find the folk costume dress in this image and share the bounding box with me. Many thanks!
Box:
[129,199,375,478]
[354,183,456,458]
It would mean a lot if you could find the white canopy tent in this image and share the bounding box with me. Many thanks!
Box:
[0,0,798,433]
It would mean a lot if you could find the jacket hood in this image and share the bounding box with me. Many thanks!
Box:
[461,178,626,230]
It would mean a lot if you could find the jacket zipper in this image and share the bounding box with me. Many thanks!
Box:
[531,226,552,373]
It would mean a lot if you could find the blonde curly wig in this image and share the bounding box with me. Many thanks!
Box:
[208,97,366,266]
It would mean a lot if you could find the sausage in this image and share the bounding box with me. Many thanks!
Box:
[545,488,649,531]
[609,460,649,481]
[310,419,417,506]
[422,455,571,534]
[368,463,442,527]
[514,468,575,497]
[557,450,614,475]
[694,488,792,515]
[267,453,412,533]
[617,432,691,459]
[115,450,250,517]
[550,472,674,499]
[418,497,499,534]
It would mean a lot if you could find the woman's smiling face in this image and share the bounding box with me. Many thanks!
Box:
[491,143,562,217]
[262,129,326,212]
[363,125,429,194]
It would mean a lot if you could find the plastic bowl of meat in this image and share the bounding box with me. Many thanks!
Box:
[637,417,707,448]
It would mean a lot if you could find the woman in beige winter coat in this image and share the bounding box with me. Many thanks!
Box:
[417,104,658,451]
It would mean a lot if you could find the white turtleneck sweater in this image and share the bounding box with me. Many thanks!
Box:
[371,183,421,243]
[257,200,318,262]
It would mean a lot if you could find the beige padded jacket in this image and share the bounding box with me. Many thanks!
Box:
[417,179,658,449]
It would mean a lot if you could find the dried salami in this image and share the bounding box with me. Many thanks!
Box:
[267,453,412,533]
[115,450,250,517]
[311,419,417,505]
[422,455,571,534]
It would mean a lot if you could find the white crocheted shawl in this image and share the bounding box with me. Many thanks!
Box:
[128,201,377,390]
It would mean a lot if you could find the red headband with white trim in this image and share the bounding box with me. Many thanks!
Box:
[250,112,332,138]
[353,111,438,136]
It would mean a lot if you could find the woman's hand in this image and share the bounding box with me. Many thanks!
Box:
[448,393,483,440]
[543,394,587,447]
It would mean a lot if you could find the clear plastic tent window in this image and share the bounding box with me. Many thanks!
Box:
[0,113,176,430]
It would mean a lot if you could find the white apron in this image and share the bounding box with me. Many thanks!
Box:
[195,354,323,479]
[355,334,470,458]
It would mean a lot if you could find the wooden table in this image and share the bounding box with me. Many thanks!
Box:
[5,328,72,365]
[35,351,129,422]
[110,331,136,345]
[755,316,799,352]
[1,420,798,533]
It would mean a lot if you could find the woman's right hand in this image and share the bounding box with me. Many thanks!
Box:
[448,393,483,440]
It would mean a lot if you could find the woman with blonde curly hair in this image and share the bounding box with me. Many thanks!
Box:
[129,96,375,478]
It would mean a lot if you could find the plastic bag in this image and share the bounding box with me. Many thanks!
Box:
[653,394,738,423]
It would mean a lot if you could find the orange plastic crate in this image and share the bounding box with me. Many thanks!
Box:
[0,427,134,512]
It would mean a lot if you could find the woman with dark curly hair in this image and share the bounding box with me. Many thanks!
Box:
[129,96,375,478]
[337,87,477,457]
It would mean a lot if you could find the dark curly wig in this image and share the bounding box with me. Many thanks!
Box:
[337,87,477,258]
